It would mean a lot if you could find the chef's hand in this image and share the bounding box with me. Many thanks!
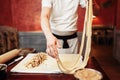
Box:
[46,34,61,59]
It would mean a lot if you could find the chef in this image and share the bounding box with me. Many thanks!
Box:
[41,0,87,58]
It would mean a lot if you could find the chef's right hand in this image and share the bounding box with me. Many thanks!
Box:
[46,34,61,59]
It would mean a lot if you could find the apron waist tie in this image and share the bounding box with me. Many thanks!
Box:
[53,32,77,48]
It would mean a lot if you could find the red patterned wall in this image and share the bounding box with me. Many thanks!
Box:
[11,0,41,31]
[0,0,13,26]
[93,0,117,26]
[77,6,86,31]
[0,0,118,31]
[116,0,120,30]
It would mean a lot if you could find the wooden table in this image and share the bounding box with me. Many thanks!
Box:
[7,57,110,80]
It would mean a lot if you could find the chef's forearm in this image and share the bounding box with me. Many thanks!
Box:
[41,7,53,40]
[41,16,52,39]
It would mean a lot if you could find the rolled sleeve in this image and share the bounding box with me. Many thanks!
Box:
[79,0,87,8]
[42,0,52,8]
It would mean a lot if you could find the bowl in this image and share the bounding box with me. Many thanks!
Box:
[74,68,103,80]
